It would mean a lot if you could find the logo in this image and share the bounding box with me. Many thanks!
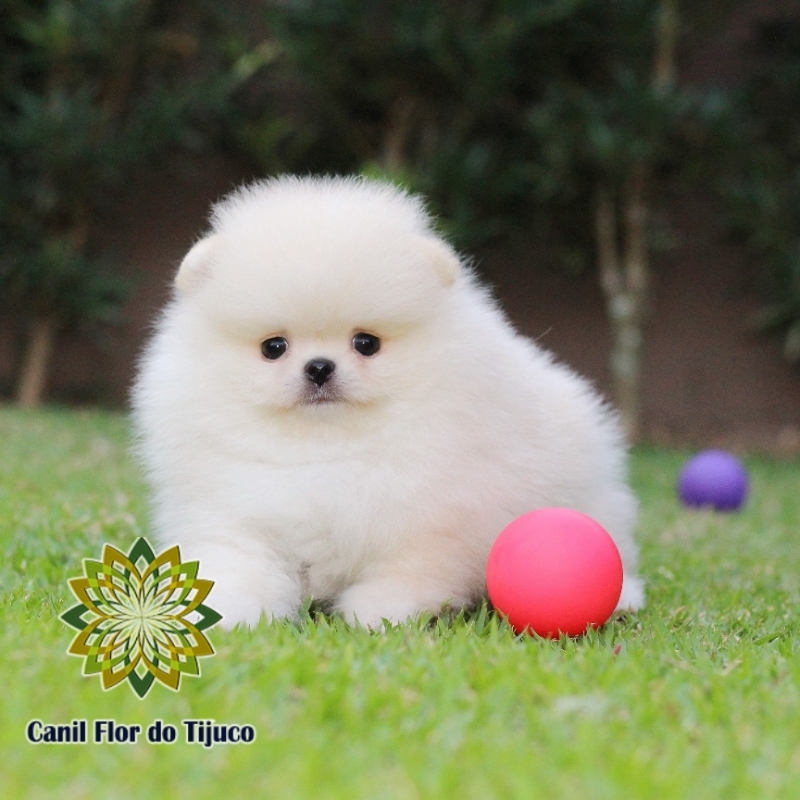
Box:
[60,538,221,698]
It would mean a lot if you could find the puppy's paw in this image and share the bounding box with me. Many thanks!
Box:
[616,574,645,612]
[180,544,301,629]
[334,581,435,630]
[210,588,269,630]
[209,583,298,630]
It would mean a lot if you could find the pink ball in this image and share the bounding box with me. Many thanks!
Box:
[486,507,623,638]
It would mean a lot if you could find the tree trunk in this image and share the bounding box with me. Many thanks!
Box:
[595,0,678,442]
[16,315,57,408]
[655,0,678,90]
[596,184,646,442]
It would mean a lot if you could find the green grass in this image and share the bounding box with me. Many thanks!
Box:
[1,407,799,799]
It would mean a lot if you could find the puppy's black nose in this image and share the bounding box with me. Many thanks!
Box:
[305,358,336,387]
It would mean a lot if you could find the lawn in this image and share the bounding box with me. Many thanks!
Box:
[1,407,799,799]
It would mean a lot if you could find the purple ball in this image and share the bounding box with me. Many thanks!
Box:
[677,450,748,512]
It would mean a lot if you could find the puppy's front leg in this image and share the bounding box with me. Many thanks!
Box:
[174,539,301,629]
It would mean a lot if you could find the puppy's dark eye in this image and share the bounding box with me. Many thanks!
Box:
[352,332,380,356]
[262,336,288,360]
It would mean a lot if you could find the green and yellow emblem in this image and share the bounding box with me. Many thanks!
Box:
[60,538,221,698]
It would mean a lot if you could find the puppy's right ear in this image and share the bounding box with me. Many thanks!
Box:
[419,236,460,287]
[174,235,219,294]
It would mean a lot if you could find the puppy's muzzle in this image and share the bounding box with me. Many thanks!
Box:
[305,358,336,387]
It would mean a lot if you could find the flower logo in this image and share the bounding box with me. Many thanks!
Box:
[60,538,221,698]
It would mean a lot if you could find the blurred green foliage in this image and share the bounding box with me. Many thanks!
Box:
[253,0,734,254]
[254,0,566,245]
[0,0,265,401]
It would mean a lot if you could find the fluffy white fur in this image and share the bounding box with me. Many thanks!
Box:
[132,176,645,629]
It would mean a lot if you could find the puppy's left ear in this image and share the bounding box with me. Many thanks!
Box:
[419,236,460,287]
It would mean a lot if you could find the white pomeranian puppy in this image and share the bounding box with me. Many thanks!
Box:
[133,176,644,629]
